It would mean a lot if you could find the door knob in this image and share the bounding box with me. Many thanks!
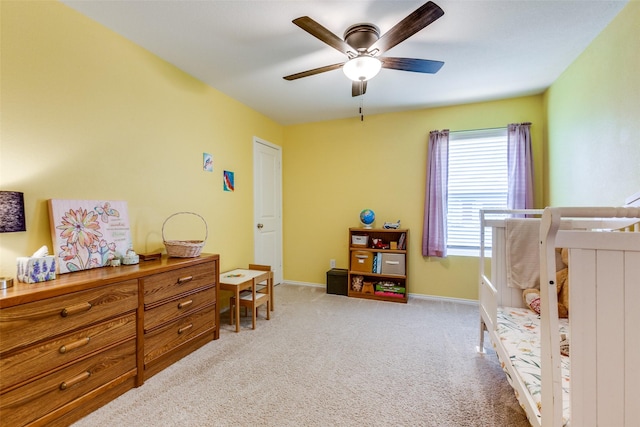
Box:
[257,223,264,229]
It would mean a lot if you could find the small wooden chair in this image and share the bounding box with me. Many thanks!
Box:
[229,264,271,329]
[249,263,273,310]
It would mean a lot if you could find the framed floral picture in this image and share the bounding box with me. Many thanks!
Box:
[48,199,132,274]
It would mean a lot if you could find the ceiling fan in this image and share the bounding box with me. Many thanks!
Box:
[283,1,445,97]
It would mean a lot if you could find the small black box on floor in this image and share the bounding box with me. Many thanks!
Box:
[326,268,348,296]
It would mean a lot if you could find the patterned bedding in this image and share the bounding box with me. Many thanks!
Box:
[495,307,570,426]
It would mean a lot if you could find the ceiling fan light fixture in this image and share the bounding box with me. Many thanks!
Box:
[343,56,382,82]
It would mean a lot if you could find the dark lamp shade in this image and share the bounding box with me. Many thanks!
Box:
[0,191,26,233]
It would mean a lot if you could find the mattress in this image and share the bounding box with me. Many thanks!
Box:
[495,307,570,426]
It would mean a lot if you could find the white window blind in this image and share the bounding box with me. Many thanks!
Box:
[447,128,508,252]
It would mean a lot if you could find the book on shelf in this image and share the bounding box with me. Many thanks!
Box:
[375,284,405,293]
[374,291,405,298]
[374,281,405,298]
[372,253,382,274]
[397,233,406,250]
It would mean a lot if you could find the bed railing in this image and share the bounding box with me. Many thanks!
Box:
[478,209,543,352]
[539,206,640,427]
[480,206,640,426]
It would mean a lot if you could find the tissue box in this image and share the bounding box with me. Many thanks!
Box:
[17,256,57,283]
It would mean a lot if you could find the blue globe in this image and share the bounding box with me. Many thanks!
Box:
[359,209,375,228]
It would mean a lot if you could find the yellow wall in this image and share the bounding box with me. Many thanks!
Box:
[282,96,545,300]
[0,1,283,277]
[2,1,637,301]
[544,1,640,206]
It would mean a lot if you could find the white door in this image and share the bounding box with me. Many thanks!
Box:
[253,137,283,284]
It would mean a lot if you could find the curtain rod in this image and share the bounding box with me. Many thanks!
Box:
[451,122,532,133]
[451,126,505,133]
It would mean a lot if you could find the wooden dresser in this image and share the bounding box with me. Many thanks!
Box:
[0,254,219,427]
[140,256,218,380]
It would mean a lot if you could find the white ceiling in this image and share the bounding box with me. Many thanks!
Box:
[60,0,628,125]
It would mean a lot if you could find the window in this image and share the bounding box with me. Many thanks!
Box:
[447,128,508,255]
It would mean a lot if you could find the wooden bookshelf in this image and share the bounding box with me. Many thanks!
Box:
[348,228,408,303]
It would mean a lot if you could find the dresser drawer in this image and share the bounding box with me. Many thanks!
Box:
[142,262,215,305]
[144,286,215,332]
[144,304,215,367]
[1,313,136,390]
[0,280,138,352]
[0,338,136,427]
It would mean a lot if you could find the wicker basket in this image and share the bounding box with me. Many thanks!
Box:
[162,212,208,258]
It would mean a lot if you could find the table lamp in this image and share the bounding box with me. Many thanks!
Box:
[0,191,26,233]
[0,191,26,289]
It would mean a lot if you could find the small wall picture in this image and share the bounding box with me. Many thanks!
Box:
[203,153,213,172]
[223,170,235,192]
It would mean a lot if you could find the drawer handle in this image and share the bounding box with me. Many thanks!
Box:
[59,337,91,354]
[60,302,92,318]
[59,371,91,390]
[178,300,193,309]
[178,324,193,335]
[177,276,193,285]
[385,261,400,265]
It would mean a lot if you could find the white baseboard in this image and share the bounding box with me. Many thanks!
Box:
[280,280,324,288]
[408,293,478,305]
[280,280,478,305]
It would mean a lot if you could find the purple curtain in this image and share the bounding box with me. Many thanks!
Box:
[507,123,534,210]
[422,130,449,257]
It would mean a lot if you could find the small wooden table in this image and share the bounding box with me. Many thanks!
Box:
[219,268,273,332]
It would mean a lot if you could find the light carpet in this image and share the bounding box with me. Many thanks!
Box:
[72,284,529,427]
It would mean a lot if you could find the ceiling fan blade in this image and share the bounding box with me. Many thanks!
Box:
[368,1,444,56]
[293,16,355,56]
[283,63,344,81]
[382,57,444,74]
[352,80,368,97]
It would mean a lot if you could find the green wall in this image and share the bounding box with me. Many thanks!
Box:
[544,1,640,206]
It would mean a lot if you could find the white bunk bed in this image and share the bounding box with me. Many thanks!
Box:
[478,203,640,427]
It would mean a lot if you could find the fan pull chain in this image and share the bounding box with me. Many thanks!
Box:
[359,81,365,121]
